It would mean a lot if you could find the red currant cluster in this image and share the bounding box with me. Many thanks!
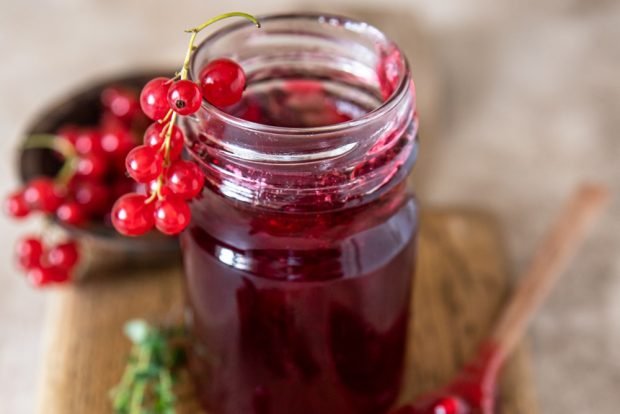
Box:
[5,87,145,286]
[16,238,79,287]
[6,88,143,224]
[111,12,257,237]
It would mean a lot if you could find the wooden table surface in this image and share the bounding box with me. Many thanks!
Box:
[37,211,538,413]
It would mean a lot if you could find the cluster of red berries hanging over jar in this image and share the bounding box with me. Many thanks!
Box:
[112,12,260,237]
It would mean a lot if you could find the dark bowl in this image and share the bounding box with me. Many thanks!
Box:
[18,72,180,270]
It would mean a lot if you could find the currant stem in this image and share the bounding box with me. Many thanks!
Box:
[145,180,161,204]
[22,134,77,158]
[179,31,199,81]
[158,109,174,124]
[180,12,260,80]
[22,134,78,187]
[56,157,78,187]
[162,112,178,165]
[185,12,260,34]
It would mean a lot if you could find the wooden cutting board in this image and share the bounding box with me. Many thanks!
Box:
[36,210,539,414]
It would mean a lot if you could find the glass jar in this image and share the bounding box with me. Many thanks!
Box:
[181,13,419,414]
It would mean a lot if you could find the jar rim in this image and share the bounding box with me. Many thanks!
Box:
[188,12,412,136]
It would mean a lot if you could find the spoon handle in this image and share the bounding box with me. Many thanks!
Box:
[490,183,609,365]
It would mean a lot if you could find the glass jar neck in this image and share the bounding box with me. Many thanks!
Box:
[183,13,418,212]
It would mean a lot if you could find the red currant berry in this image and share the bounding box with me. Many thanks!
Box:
[101,87,140,123]
[101,127,135,159]
[111,193,155,236]
[49,267,71,283]
[26,265,69,287]
[199,58,246,108]
[72,181,109,216]
[15,237,43,269]
[167,80,202,115]
[47,241,79,270]
[154,197,191,235]
[56,201,86,226]
[23,178,63,213]
[125,145,164,183]
[4,191,30,218]
[101,110,126,131]
[166,160,204,199]
[74,129,104,156]
[143,122,184,160]
[140,77,172,121]
[431,397,462,414]
[76,153,108,180]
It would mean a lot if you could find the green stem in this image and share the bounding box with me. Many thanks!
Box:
[56,158,78,187]
[129,345,152,414]
[185,12,260,33]
[22,134,78,187]
[179,31,198,81]
[156,370,175,414]
[180,12,261,80]
[22,134,77,158]
[111,321,187,414]
[162,112,178,163]
[145,175,163,204]
[158,109,174,124]
[111,348,139,411]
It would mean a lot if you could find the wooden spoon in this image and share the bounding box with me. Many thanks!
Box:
[391,184,610,414]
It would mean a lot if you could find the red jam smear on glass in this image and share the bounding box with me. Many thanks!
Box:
[181,81,417,414]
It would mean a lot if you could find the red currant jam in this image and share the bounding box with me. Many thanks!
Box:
[182,14,418,414]
[183,189,417,414]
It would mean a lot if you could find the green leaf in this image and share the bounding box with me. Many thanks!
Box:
[112,320,185,414]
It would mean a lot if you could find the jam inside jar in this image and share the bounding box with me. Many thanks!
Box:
[181,14,419,414]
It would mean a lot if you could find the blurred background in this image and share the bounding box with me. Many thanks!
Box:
[0,0,618,413]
